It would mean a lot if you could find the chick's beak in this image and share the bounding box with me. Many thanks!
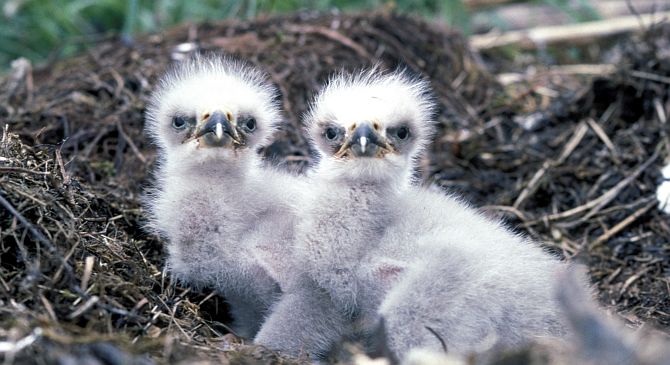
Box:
[194,111,242,146]
[335,121,392,158]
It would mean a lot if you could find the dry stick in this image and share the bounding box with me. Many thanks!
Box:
[631,70,670,85]
[80,256,95,292]
[0,190,59,257]
[5,186,48,207]
[586,117,620,162]
[482,204,529,222]
[362,26,420,68]
[196,291,218,307]
[108,68,125,99]
[55,147,71,185]
[81,125,113,159]
[513,121,588,209]
[68,295,100,320]
[286,25,372,60]
[116,121,147,164]
[545,146,661,222]
[470,11,670,50]
[619,266,654,298]
[592,200,656,246]
[0,167,49,175]
[39,293,58,322]
[496,64,617,85]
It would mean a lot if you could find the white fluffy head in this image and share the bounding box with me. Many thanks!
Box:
[305,67,435,183]
[145,54,280,167]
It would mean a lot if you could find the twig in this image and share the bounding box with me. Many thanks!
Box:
[0,190,55,253]
[544,146,660,221]
[0,328,42,353]
[0,167,49,175]
[81,256,95,291]
[630,70,670,85]
[496,64,617,85]
[287,25,372,60]
[55,147,71,185]
[470,11,670,50]
[81,125,113,159]
[514,121,588,209]
[585,117,620,162]
[196,291,218,307]
[116,121,147,164]
[620,266,654,297]
[39,294,58,321]
[5,184,48,206]
[68,295,100,320]
[592,200,656,246]
[481,204,529,222]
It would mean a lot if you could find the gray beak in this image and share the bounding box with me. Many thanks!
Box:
[336,121,392,158]
[194,111,242,146]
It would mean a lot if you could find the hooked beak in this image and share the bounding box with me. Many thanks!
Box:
[335,122,393,158]
[194,111,243,147]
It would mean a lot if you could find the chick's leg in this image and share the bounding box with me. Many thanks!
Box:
[225,277,280,339]
[225,293,266,339]
[254,277,348,360]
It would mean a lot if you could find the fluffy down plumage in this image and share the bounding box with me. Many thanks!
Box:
[144,54,305,338]
[255,67,582,361]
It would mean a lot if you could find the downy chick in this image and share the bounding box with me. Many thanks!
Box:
[145,55,303,338]
[254,68,433,358]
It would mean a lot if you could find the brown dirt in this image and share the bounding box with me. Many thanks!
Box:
[0,10,668,365]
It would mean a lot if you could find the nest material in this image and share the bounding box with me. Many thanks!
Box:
[0,10,669,364]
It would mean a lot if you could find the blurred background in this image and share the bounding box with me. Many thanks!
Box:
[4,0,668,71]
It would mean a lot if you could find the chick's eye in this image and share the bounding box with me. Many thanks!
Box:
[325,127,338,141]
[244,117,256,131]
[172,116,188,130]
[396,126,410,140]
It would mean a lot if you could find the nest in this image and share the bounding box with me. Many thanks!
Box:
[0,10,668,364]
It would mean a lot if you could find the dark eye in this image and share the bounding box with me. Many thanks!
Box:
[243,117,256,132]
[396,126,410,140]
[172,116,187,130]
[325,127,338,141]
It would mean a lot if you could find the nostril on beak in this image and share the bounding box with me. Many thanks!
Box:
[352,123,376,145]
[360,136,368,153]
[349,122,383,157]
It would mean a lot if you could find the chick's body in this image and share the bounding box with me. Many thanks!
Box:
[145,55,302,338]
[255,69,577,360]
[377,188,569,356]
[154,155,295,337]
